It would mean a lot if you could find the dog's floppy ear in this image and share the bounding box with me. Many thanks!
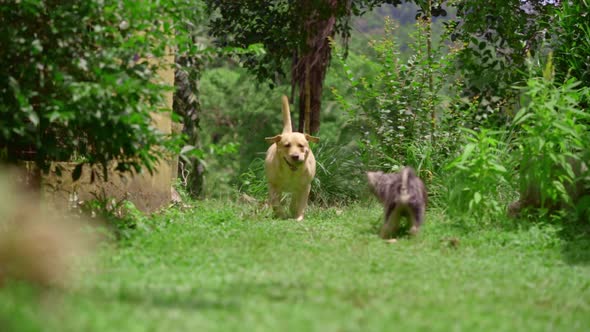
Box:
[265,135,282,144]
[304,134,320,143]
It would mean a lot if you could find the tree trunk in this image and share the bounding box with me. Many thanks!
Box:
[426,0,435,145]
[304,62,311,134]
[294,0,338,135]
[173,55,205,198]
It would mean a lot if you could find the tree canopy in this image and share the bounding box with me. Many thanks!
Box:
[206,0,413,134]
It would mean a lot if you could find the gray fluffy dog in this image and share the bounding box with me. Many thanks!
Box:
[367,167,428,239]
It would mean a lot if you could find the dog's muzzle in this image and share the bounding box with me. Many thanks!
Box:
[283,157,299,171]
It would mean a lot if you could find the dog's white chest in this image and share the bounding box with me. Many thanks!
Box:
[274,169,308,192]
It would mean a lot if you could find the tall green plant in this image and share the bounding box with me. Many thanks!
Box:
[511,69,590,210]
[310,143,365,205]
[332,16,462,174]
[445,64,590,220]
[444,128,511,217]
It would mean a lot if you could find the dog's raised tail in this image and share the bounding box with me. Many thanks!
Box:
[399,167,412,203]
[281,95,293,134]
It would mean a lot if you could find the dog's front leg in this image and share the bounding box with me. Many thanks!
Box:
[380,205,399,239]
[269,184,284,219]
[291,184,311,221]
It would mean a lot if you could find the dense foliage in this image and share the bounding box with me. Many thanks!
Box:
[206,0,408,85]
[0,0,203,178]
[451,1,555,92]
[330,1,590,221]
[553,0,590,88]
[443,1,590,221]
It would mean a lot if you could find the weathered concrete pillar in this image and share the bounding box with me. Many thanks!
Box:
[38,48,178,213]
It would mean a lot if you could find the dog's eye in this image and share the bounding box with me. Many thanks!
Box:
[284,143,291,148]
[297,144,304,148]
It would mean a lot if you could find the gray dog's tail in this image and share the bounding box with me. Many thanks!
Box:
[281,95,293,134]
[399,167,414,203]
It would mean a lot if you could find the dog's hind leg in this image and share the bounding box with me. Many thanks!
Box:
[409,204,425,235]
[290,184,311,221]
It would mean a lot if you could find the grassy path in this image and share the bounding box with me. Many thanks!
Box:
[2,201,590,331]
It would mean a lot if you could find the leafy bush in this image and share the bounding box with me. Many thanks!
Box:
[332,17,463,176]
[445,64,590,221]
[444,128,512,218]
[511,70,590,211]
[0,0,203,177]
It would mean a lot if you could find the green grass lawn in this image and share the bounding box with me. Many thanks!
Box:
[2,200,590,332]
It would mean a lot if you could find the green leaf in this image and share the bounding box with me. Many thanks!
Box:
[490,163,507,173]
[28,112,40,127]
[513,108,533,126]
[553,122,578,137]
[460,143,475,162]
[48,111,61,123]
[473,192,482,204]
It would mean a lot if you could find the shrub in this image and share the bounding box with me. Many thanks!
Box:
[445,64,590,221]
[444,128,512,218]
[332,17,464,177]
[510,68,590,214]
[450,0,558,125]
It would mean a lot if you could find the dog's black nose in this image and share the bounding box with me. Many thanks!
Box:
[290,154,300,161]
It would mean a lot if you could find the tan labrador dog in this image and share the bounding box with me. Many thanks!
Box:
[265,95,319,221]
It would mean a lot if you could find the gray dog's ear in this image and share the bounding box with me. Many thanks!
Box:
[304,134,320,143]
[265,135,282,144]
